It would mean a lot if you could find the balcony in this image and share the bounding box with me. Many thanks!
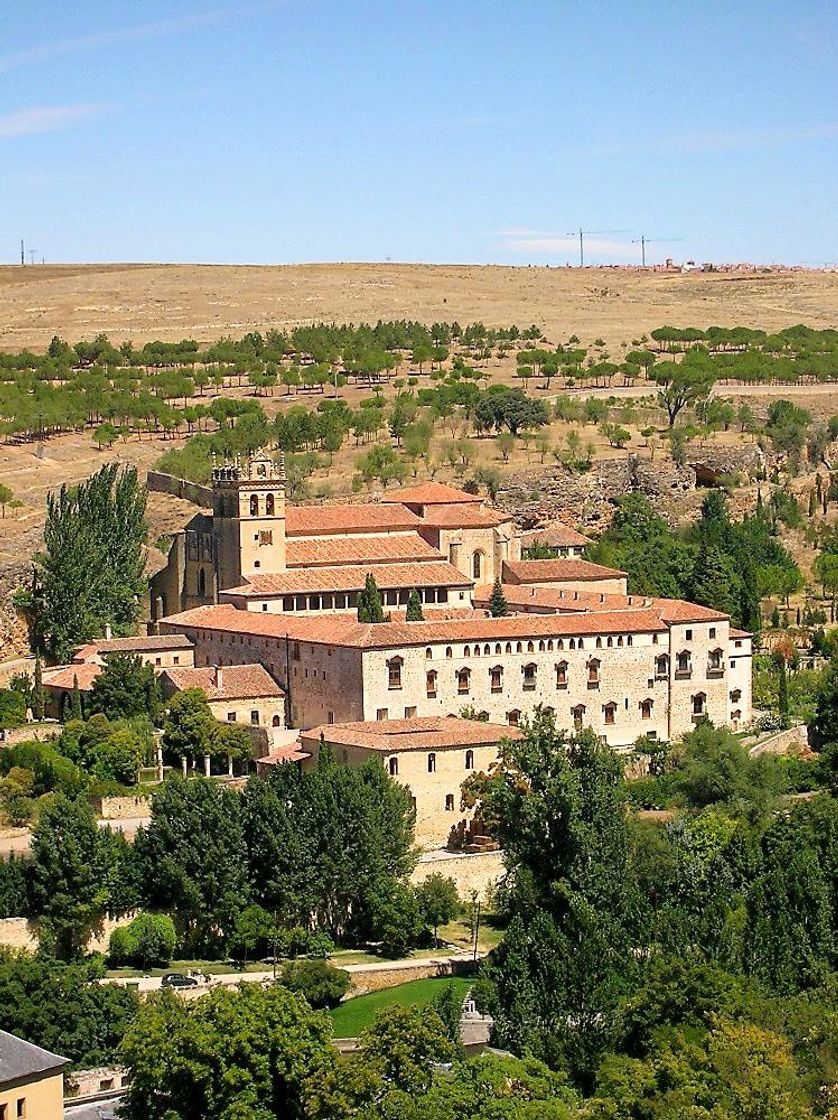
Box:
[706,665,725,679]
[587,679,600,690]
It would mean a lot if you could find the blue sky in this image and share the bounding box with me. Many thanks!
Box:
[1,1,837,266]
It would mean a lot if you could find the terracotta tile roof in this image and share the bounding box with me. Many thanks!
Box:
[161,603,668,650]
[225,561,472,597]
[42,664,101,690]
[256,745,311,765]
[301,716,523,752]
[388,607,488,621]
[73,634,194,661]
[503,559,627,584]
[160,664,284,700]
[520,523,591,548]
[652,599,729,624]
[286,503,420,536]
[286,533,441,567]
[473,583,645,614]
[383,482,484,506]
[418,504,512,528]
[730,628,753,639]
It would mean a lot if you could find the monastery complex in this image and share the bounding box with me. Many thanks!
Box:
[46,450,752,850]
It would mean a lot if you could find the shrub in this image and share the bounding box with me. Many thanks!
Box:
[279,958,350,1009]
[108,912,177,969]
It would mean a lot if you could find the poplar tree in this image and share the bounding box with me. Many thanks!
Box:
[32,656,44,721]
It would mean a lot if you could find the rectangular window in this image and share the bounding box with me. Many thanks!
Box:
[685,629,693,640]
[250,710,260,725]
[16,1102,25,1120]
[376,708,389,721]
[327,711,335,724]
[227,712,236,722]
[1,1103,7,1120]
[173,656,180,665]
[404,706,417,718]
[709,627,716,639]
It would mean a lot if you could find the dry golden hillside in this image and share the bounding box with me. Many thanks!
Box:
[1,263,837,352]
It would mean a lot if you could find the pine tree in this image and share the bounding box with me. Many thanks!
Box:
[357,573,385,623]
[405,588,424,622]
[32,656,44,721]
[489,577,508,618]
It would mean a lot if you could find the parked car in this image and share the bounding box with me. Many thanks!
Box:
[162,972,199,988]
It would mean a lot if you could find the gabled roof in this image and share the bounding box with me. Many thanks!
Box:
[473,583,646,614]
[160,663,283,700]
[301,716,523,752]
[520,523,591,548]
[225,560,472,597]
[418,504,512,529]
[286,533,442,568]
[161,603,667,650]
[0,1030,67,1089]
[286,503,421,536]
[42,663,101,691]
[652,599,729,624]
[73,634,194,661]
[503,558,626,584]
[383,482,484,506]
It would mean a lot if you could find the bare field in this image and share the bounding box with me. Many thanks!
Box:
[1,263,837,352]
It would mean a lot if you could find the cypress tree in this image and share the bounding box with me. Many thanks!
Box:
[71,674,83,720]
[778,657,790,729]
[357,573,385,624]
[489,577,509,618]
[405,588,424,622]
[32,656,44,721]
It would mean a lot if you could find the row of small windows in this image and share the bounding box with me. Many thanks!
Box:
[388,750,476,777]
[282,588,451,614]
[248,493,278,516]
[426,635,644,660]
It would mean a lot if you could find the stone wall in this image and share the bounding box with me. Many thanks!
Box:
[0,912,135,954]
[95,795,151,821]
[147,470,213,509]
[411,849,506,902]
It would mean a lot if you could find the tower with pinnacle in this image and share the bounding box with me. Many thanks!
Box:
[212,449,287,586]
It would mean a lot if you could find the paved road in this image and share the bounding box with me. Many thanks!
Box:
[0,816,151,859]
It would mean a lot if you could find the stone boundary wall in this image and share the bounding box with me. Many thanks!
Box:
[411,849,505,902]
[147,470,213,509]
[0,912,135,954]
[346,957,473,997]
[94,794,152,820]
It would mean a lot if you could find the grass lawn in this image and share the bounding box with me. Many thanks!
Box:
[329,976,472,1038]
[436,913,506,953]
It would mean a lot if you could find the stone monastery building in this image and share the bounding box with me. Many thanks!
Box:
[151,452,752,777]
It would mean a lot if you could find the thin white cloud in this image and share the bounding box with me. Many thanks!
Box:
[0,103,111,139]
[0,2,279,74]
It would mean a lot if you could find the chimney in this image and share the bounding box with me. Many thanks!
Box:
[104,622,112,641]
[214,665,223,691]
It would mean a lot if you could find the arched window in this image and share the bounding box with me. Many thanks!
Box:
[472,550,484,579]
[426,670,438,697]
[596,637,603,648]
[427,752,436,773]
[676,650,692,676]
[272,714,282,727]
[483,644,491,656]
[387,656,403,690]
[425,647,433,659]
[505,642,512,654]
[198,568,206,597]
[445,646,453,659]
[507,709,521,726]
[527,641,535,653]
[465,749,474,770]
[692,692,706,717]
[627,635,633,646]
[569,638,576,650]
[495,643,502,655]
[587,658,601,686]
[640,698,653,720]
[603,702,617,725]
[538,640,546,652]
[617,636,624,647]
[457,667,471,694]
[656,654,669,679]
[547,639,554,651]
[578,639,584,650]
[266,493,275,516]
[572,704,586,730]
[516,641,523,653]
[708,647,724,672]
[445,793,455,811]
[388,756,399,777]
[249,494,259,516]
[557,639,564,650]
[607,636,613,648]
[490,665,503,693]
[522,662,538,690]
[464,645,471,658]
[556,661,568,688]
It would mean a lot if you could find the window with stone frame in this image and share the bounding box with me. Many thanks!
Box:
[692,692,706,717]
[603,702,617,725]
[522,662,538,690]
[426,669,438,698]
[587,658,601,687]
[465,749,474,770]
[387,656,404,690]
[457,667,471,694]
[388,756,398,776]
[640,698,653,720]
[490,665,503,693]
[572,704,586,730]
[427,752,436,773]
[556,661,569,688]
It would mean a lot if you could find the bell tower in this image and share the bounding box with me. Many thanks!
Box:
[212,450,287,589]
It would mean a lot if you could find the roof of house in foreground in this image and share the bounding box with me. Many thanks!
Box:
[73,633,194,660]
[0,1030,67,1089]
[160,664,284,700]
[301,716,523,752]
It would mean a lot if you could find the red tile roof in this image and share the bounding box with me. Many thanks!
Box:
[257,744,311,765]
[520,523,591,548]
[161,603,668,650]
[473,583,644,614]
[652,599,729,624]
[301,716,522,752]
[73,634,194,662]
[418,504,512,529]
[225,560,472,597]
[730,628,753,640]
[286,503,420,536]
[42,664,101,691]
[503,559,626,584]
[160,664,284,700]
[286,533,441,568]
[383,482,484,506]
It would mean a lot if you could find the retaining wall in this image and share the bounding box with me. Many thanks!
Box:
[410,849,505,902]
[147,471,213,509]
[0,912,135,954]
